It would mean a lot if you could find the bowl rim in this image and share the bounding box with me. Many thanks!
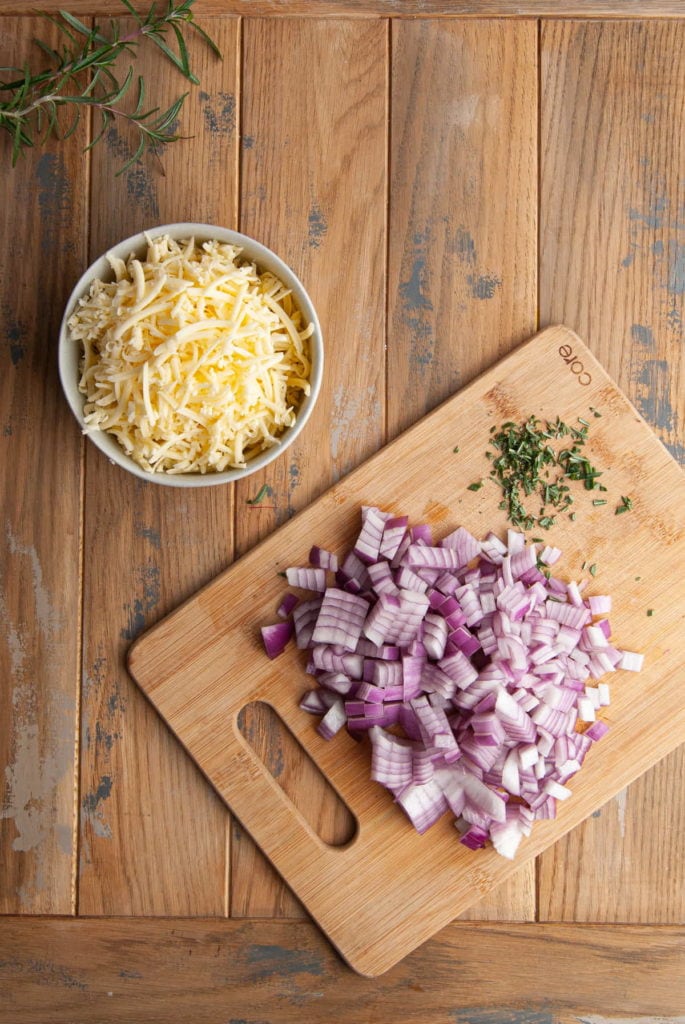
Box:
[58,222,323,488]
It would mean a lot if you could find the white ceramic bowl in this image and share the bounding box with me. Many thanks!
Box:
[58,223,323,487]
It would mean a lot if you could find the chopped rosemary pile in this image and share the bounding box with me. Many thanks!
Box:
[0,0,221,173]
[469,414,631,532]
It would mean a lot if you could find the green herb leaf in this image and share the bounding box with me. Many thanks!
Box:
[615,495,633,515]
[0,0,221,172]
[246,483,270,506]
[467,481,483,492]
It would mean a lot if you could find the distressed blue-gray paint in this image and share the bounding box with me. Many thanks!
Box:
[399,258,433,312]
[108,689,125,715]
[667,306,683,333]
[632,358,675,432]
[621,252,635,268]
[630,324,655,347]
[82,775,113,814]
[95,721,120,753]
[307,203,328,249]
[667,241,685,295]
[467,273,502,300]
[200,91,236,136]
[0,956,88,991]
[5,316,27,366]
[628,205,663,230]
[451,226,477,265]
[105,128,159,221]
[245,944,325,979]
[665,439,685,466]
[450,1011,555,1024]
[121,564,161,641]
[35,153,72,252]
[135,523,161,549]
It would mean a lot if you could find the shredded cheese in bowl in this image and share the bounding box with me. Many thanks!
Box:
[67,234,314,474]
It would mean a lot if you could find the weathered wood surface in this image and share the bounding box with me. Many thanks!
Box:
[538,17,685,924]
[0,18,87,915]
[1,918,685,1023]
[76,17,240,917]
[2,0,685,17]
[0,0,684,1009]
[231,16,387,918]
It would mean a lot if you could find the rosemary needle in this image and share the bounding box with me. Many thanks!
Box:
[0,0,221,173]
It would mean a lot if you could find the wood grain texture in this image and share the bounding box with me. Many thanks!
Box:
[0,19,87,914]
[388,19,537,433]
[2,1,685,16]
[1,917,685,1022]
[231,16,387,918]
[77,18,240,916]
[388,18,537,921]
[129,326,685,975]
[539,18,685,924]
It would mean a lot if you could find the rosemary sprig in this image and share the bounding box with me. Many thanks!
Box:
[0,0,221,173]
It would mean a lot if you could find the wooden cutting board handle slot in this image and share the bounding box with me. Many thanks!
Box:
[236,700,358,848]
[227,705,360,865]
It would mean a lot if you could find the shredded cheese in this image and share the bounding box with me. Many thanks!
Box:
[68,234,313,474]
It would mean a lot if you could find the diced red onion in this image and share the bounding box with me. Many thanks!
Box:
[309,545,339,572]
[286,566,327,591]
[618,650,644,672]
[277,593,299,619]
[262,506,643,860]
[311,588,368,651]
[585,720,609,741]
[379,516,409,560]
[261,620,294,659]
[354,506,387,564]
[317,699,347,739]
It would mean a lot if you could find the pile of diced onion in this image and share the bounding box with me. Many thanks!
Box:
[261,507,643,859]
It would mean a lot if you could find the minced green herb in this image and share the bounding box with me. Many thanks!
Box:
[467,481,484,492]
[647,608,654,616]
[615,495,633,515]
[479,414,608,531]
[589,563,598,576]
[246,483,270,505]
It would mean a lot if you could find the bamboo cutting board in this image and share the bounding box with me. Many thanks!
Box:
[128,326,685,976]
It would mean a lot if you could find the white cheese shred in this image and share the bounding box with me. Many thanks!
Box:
[68,234,313,474]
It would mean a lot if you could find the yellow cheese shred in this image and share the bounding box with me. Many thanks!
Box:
[68,234,313,474]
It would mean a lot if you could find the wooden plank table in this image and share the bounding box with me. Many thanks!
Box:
[1,1,683,1018]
